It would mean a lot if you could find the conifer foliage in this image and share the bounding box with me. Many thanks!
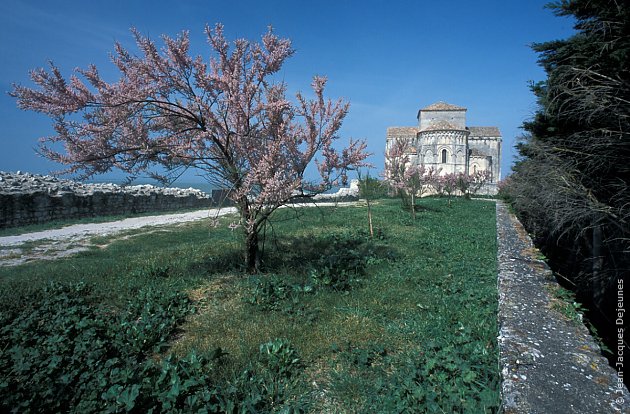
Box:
[502,1,629,342]
[10,24,369,272]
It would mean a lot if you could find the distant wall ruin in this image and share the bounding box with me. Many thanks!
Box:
[0,172,213,229]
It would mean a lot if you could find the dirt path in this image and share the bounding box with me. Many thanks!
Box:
[0,207,238,266]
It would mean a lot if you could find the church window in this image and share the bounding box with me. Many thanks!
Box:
[441,149,448,163]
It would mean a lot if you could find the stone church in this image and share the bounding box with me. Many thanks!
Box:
[386,102,501,192]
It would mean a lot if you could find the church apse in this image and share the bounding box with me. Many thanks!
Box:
[386,101,502,193]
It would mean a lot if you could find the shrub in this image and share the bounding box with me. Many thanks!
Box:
[358,175,389,199]
[114,288,195,357]
[373,339,499,413]
[0,282,197,412]
[309,233,376,291]
[100,352,222,413]
[245,274,320,324]
[246,275,314,314]
[258,338,303,378]
[221,339,306,413]
[0,283,110,412]
[0,282,310,412]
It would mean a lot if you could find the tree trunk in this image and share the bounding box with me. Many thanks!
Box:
[366,198,374,237]
[239,197,261,273]
[399,189,409,208]
[245,228,260,273]
[410,192,416,220]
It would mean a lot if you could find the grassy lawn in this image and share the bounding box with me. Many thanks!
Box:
[0,198,499,413]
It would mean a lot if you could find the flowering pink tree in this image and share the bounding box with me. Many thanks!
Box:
[422,166,441,195]
[441,173,459,206]
[455,172,471,199]
[384,139,438,218]
[432,173,446,197]
[400,165,428,219]
[383,138,412,204]
[10,24,369,272]
[468,170,491,196]
[383,139,409,187]
[456,170,492,198]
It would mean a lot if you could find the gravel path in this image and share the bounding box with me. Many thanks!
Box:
[0,207,238,266]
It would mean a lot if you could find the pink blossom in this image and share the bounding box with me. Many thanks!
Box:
[10,24,370,272]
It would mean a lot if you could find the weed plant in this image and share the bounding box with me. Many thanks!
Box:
[0,198,499,412]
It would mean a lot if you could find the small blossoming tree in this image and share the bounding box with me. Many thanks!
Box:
[441,173,459,206]
[10,24,369,272]
[455,172,471,199]
[468,170,491,196]
[401,164,424,219]
[383,138,411,201]
[456,170,492,198]
[384,139,438,218]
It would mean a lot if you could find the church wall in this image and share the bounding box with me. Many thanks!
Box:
[469,155,490,173]
[419,130,468,175]
[385,128,417,153]
[419,110,466,130]
[468,136,502,182]
[468,137,499,156]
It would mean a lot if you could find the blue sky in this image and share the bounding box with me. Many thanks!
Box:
[0,0,575,183]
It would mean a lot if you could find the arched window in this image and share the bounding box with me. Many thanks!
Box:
[441,149,448,164]
[473,164,477,173]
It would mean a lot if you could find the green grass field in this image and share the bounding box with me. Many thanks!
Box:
[0,198,499,412]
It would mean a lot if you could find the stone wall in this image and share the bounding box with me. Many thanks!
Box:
[0,171,213,229]
[467,135,502,182]
[419,107,466,130]
[496,201,629,412]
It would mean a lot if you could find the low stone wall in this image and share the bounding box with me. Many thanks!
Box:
[496,201,628,413]
[477,182,498,196]
[0,171,213,229]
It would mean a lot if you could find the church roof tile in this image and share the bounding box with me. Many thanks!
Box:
[421,101,467,111]
[420,120,467,132]
[467,126,502,137]
[386,127,418,137]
